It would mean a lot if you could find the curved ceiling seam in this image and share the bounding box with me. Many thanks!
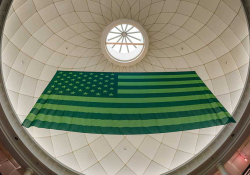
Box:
[198,3,244,100]
[2,54,247,90]
[86,136,128,174]
[143,3,193,33]
[146,4,240,52]
[6,0,222,54]
[0,16,74,170]
[9,2,98,56]
[52,0,104,51]
[2,21,247,73]
[49,14,245,58]
[166,98,250,175]
[63,132,83,173]
[130,135,166,174]
[168,131,184,170]
[4,1,245,65]
[10,0,231,36]
[142,1,183,69]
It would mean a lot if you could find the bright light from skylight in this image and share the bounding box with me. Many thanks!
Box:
[101,20,148,66]
[106,24,144,54]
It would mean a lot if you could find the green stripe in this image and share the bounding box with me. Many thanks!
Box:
[118,83,206,89]
[118,77,200,82]
[22,117,234,135]
[29,106,228,120]
[118,74,198,79]
[118,80,203,86]
[40,94,216,103]
[116,71,196,76]
[56,71,196,76]
[35,98,218,109]
[117,90,212,98]
[118,86,208,94]
[28,102,223,117]
[24,112,231,128]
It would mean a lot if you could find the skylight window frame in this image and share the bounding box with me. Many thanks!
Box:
[101,19,149,66]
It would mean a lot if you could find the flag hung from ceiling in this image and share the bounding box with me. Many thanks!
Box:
[22,71,235,135]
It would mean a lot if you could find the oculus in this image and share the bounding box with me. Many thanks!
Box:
[101,19,149,66]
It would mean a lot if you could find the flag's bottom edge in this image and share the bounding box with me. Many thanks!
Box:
[22,117,235,135]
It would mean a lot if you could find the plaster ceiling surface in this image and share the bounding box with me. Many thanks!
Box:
[1,0,249,174]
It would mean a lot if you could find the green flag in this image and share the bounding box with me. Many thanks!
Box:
[22,71,235,135]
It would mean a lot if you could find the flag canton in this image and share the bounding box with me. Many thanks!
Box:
[45,71,118,97]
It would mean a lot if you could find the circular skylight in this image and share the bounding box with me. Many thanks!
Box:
[106,24,143,53]
[101,20,149,66]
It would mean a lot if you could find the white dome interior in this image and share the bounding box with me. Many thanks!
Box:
[1,0,249,174]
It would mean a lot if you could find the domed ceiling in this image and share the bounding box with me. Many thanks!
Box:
[1,0,249,174]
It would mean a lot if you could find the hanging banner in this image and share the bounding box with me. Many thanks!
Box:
[22,71,235,135]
